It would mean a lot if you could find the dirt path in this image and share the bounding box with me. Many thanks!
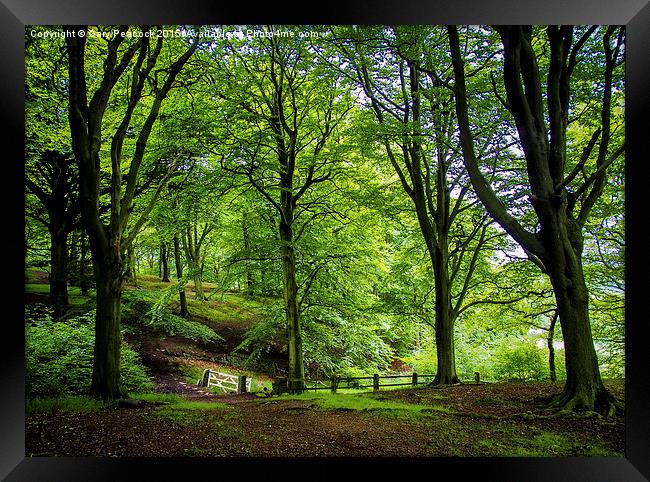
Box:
[151,372,216,398]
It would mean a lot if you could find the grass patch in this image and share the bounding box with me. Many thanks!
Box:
[508,431,579,457]
[477,428,621,457]
[25,283,93,306]
[156,407,206,426]
[172,400,232,410]
[152,395,232,427]
[179,365,205,385]
[130,392,184,404]
[186,299,252,324]
[25,283,50,294]
[132,391,231,411]
[27,395,108,415]
[150,395,245,445]
[277,391,449,418]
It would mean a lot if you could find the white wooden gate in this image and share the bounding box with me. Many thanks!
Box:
[198,369,252,393]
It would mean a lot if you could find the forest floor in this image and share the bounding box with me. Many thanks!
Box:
[25,375,625,457]
[25,272,625,458]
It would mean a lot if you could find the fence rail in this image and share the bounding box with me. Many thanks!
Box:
[299,372,438,393]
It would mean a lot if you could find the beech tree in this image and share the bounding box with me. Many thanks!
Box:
[65,25,199,399]
[25,32,80,319]
[207,27,355,392]
[335,26,515,385]
[25,151,79,319]
[448,25,625,414]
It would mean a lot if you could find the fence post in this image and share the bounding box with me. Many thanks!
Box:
[373,374,379,391]
[412,372,418,386]
[238,375,247,394]
[273,376,288,395]
[331,376,339,393]
[199,369,210,387]
[475,372,480,385]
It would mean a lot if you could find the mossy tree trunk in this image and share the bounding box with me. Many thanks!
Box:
[89,239,125,400]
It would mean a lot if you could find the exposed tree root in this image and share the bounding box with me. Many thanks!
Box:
[510,410,602,420]
[537,388,624,418]
[427,381,463,389]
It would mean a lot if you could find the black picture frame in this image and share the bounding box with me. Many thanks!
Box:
[4,0,649,480]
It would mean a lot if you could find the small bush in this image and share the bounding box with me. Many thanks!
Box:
[26,310,154,398]
[493,340,547,382]
[400,346,437,375]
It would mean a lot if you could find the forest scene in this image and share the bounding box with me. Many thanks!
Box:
[24,24,625,457]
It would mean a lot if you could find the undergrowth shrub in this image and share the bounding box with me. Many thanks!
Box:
[121,287,222,343]
[235,302,393,379]
[26,395,108,415]
[493,340,547,381]
[25,309,153,398]
[400,345,438,375]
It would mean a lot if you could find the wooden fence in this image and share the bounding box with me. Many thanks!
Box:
[198,369,252,394]
[298,372,438,393]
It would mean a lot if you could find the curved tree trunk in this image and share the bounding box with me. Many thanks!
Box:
[447,25,624,415]
[542,220,620,414]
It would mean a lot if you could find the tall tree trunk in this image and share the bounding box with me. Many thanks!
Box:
[65,26,198,401]
[432,243,459,385]
[358,55,462,387]
[161,243,170,282]
[411,174,460,386]
[447,25,623,415]
[89,245,125,400]
[173,235,189,318]
[183,225,207,301]
[49,228,70,319]
[280,216,304,393]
